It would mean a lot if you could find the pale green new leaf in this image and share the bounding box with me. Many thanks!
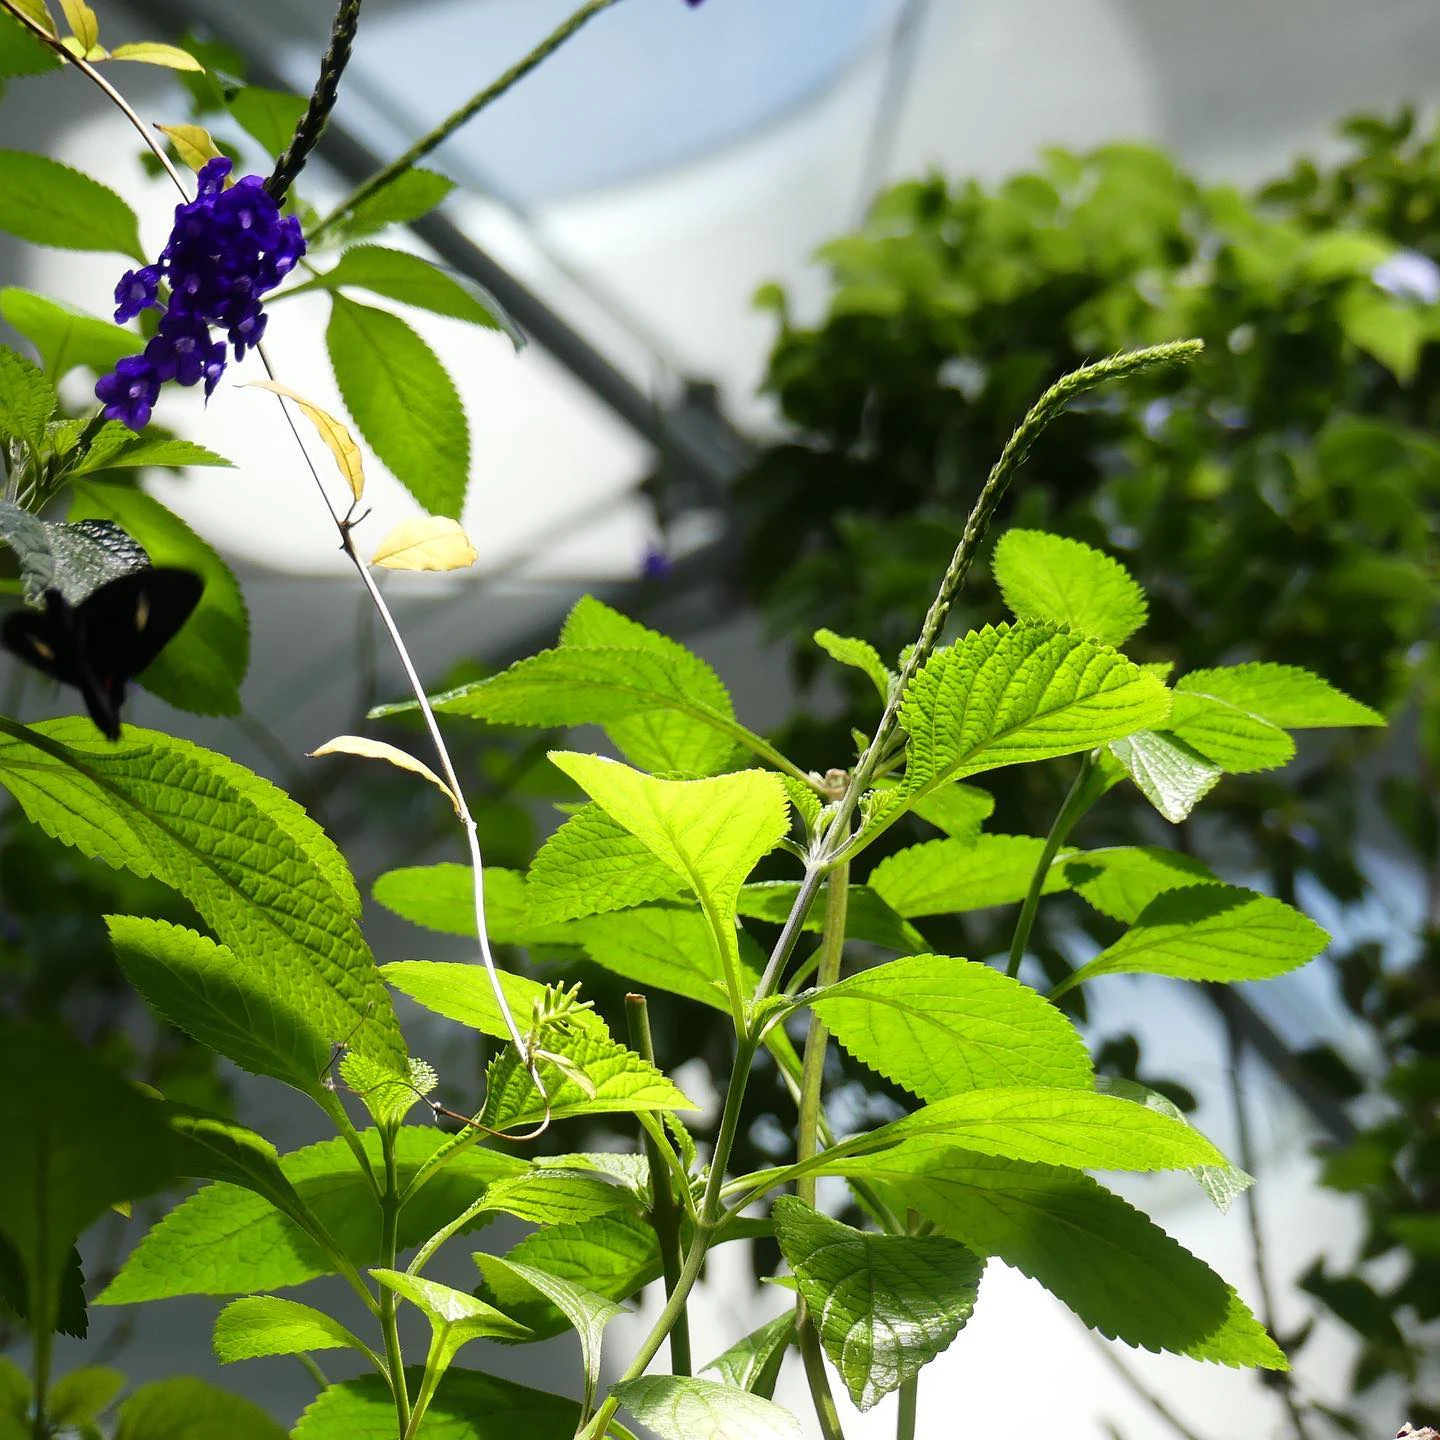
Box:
[772,1196,980,1410]
[900,622,1171,797]
[848,1086,1226,1172]
[838,1149,1284,1368]
[809,954,1092,1101]
[1062,846,1216,923]
[476,1169,639,1226]
[1106,730,1222,822]
[383,959,607,1043]
[371,1270,532,1367]
[613,1377,802,1440]
[907,781,994,841]
[327,295,468,517]
[213,1296,372,1365]
[114,1378,288,1440]
[474,1255,628,1415]
[108,917,331,1096]
[699,1313,795,1399]
[737,882,925,952]
[1052,884,1329,998]
[0,288,141,379]
[1175,662,1383,729]
[99,1129,525,1302]
[1162,692,1295,773]
[526,802,686,925]
[868,834,1070,918]
[814,628,892,700]
[992,529,1148,645]
[292,1369,590,1440]
[549,753,789,1013]
[0,719,400,1070]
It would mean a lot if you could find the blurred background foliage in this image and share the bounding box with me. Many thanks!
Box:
[737,108,1440,1428]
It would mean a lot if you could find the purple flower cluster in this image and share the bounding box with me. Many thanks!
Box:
[95,157,305,430]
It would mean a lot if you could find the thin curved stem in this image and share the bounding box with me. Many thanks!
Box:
[308,0,625,243]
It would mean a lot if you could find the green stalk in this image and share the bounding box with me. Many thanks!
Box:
[626,995,691,1376]
[1006,750,1096,981]
[308,0,625,243]
[378,1129,412,1434]
[896,1376,918,1440]
[792,866,851,1440]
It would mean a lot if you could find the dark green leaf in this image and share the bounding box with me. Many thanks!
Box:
[0,289,140,379]
[0,151,143,258]
[113,1378,288,1440]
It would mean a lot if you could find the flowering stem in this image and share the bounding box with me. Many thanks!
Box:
[267,0,364,202]
[0,0,185,193]
[307,0,625,243]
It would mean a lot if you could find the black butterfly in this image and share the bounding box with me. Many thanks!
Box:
[2,569,203,740]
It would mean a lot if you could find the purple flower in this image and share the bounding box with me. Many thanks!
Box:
[640,543,672,581]
[95,157,305,431]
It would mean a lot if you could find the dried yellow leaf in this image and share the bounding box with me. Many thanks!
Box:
[247,380,365,502]
[309,735,460,815]
[371,516,477,572]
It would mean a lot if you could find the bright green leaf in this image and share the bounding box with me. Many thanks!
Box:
[868,834,1069,918]
[213,1296,372,1365]
[1062,846,1216,923]
[0,289,141,379]
[67,424,232,474]
[809,954,1092,1102]
[372,864,534,943]
[613,1377,802,1440]
[105,40,204,71]
[0,346,56,450]
[737,881,926,951]
[1052,884,1329,998]
[0,151,143,259]
[477,1169,638,1226]
[326,294,468,517]
[371,1270,531,1370]
[225,85,305,156]
[772,1196,980,1410]
[294,245,504,331]
[329,169,456,242]
[992,530,1148,645]
[0,11,60,79]
[1162,692,1295,773]
[907,781,994,841]
[1175,663,1384,729]
[699,1313,794,1399]
[814,628,892,700]
[383,959,607,1044]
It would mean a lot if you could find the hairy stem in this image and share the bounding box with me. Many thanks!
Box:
[268,0,363,202]
[378,1129,412,1433]
[626,994,691,1376]
[1006,749,1095,981]
[308,0,625,243]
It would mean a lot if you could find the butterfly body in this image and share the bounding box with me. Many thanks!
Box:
[2,569,203,740]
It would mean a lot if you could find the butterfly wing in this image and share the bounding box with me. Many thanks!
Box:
[1,591,85,686]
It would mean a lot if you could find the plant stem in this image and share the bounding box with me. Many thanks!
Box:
[797,1322,848,1440]
[626,994,691,1376]
[308,0,625,243]
[896,1376,918,1440]
[378,1128,412,1434]
[29,1309,50,1440]
[1006,749,1095,981]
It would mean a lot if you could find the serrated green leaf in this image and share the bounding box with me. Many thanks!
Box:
[809,954,1092,1102]
[868,834,1069,918]
[737,881,926,951]
[0,289,141,379]
[0,10,60,79]
[329,169,456,243]
[0,346,56,449]
[68,480,248,716]
[46,1366,124,1424]
[225,85,305,156]
[340,1051,437,1130]
[899,623,1171,801]
[479,1215,659,1339]
[372,864,535,943]
[1095,1078,1253,1212]
[992,530,1148,645]
[109,917,331,1095]
[294,245,504,331]
[477,1169,639,1226]
[477,1026,695,1131]
[814,628,892,700]
[839,1149,1285,1368]
[327,294,468,517]
[527,802,687,925]
[213,1296,372,1365]
[1105,730,1222,822]
[772,1196,979,1410]
[383,959,607,1043]
[571,904,754,1012]
[907,781,994,841]
[1162,692,1295,774]
[98,1128,524,1303]
[1175,663,1384,729]
[699,1312,794,1399]
[114,1378,288,1440]
[66,425,232,474]
[293,1369,590,1440]
[0,1021,174,1336]
[0,152,143,258]
[613,1376,802,1440]
[474,1255,627,1415]
[0,719,398,1068]
[165,1109,303,1210]
[550,753,788,1012]
[1063,845,1216,923]
[372,1270,532,1368]
[846,1086,1227,1172]
[1051,884,1329,999]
